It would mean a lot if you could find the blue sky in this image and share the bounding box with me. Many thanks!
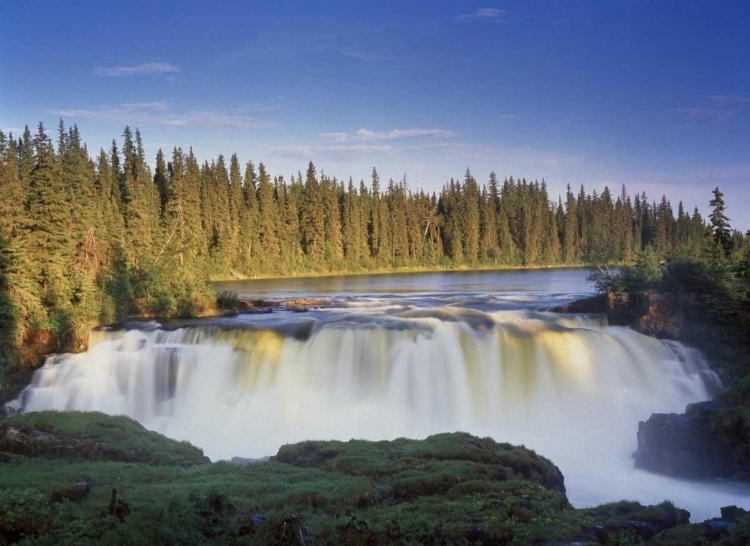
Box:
[2,0,749,229]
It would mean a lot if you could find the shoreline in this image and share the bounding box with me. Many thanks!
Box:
[209,262,604,283]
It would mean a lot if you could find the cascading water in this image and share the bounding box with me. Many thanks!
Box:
[8,295,746,520]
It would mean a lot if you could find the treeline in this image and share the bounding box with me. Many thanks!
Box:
[1,121,748,361]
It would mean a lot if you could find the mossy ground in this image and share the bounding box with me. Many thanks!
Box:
[0,412,748,545]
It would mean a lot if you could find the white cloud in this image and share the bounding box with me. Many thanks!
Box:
[669,107,733,123]
[499,114,519,121]
[456,8,506,21]
[95,62,180,77]
[407,142,580,168]
[121,102,169,111]
[340,51,405,62]
[708,94,750,106]
[320,128,453,142]
[49,102,278,129]
[270,144,395,161]
[231,96,285,113]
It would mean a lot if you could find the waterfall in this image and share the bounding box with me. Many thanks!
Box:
[11,310,740,519]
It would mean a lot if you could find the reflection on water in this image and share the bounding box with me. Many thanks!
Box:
[212,267,594,299]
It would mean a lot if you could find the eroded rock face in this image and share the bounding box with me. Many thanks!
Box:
[555,290,698,339]
[634,401,750,481]
[631,291,689,338]
[237,297,330,314]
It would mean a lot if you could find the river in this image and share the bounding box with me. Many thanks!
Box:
[9,268,749,520]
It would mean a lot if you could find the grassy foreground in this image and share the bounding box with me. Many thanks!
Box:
[0,412,748,545]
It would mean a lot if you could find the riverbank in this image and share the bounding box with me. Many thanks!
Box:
[557,288,750,486]
[208,262,597,283]
[3,411,748,545]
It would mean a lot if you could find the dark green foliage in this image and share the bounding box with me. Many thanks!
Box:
[0,234,17,375]
[216,290,239,313]
[710,187,733,256]
[1,411,209,465]
[1,412,724,545]
[3,120,747,390]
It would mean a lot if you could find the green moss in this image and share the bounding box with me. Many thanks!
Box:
[0,411,724,545]
[0,411,208,466]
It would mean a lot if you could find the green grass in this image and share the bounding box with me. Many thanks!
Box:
[0,411,208,466]
[1,412,747,545]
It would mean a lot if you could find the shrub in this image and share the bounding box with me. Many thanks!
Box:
[216,290,239,313]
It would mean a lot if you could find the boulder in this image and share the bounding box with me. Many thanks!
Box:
[554,289,694,339]
[283,297,329,309]
[634,401,750,480]
[551,293,608,314]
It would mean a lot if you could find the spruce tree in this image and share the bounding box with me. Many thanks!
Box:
[709,187,732,256]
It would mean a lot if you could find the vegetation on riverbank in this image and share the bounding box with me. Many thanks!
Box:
[3,411,748,545]
[2,121,747,386]
[584,189,750,484]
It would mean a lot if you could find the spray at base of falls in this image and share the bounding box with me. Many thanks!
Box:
[11,311,742,520]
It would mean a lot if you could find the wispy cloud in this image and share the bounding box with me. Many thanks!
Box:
[50,102,278,129]
[270,144,395,162]
[320,128,453,142]
[121,102,169,111]
[340,51,405,62]
[95,62,180,77]
[456,8,506,21]
[231,96,285,113]
[669,107,734,123]
[406,142,580,168]
[670,92,750,124]
[499,114,519,121]
[708,94,750,106]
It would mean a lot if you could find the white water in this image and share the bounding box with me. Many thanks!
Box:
[9,304,748,520]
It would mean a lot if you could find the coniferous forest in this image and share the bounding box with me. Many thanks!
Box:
[1,121,749,369]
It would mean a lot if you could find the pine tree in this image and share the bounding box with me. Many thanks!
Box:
[301,162,326,266]
[242,161,260,271]
[26,122,69,302]
[0,232,18,374]
[0,135,26,238]
[462,169,481,265]
[154,148,171,219]
[709,186,732,256]
[322,174,343,266]
[256,163,281,267]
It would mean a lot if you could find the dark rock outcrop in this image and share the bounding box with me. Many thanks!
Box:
[555,289,702,339]
[634,401,750,481]
[237,297,330,314]
[551,293,609,314]
[583,500,691,543]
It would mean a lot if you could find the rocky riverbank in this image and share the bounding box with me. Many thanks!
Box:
[555,290,750,486]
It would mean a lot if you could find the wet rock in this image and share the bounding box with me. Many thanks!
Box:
[237,299,273,313]
[705,518,736,536]
[283,297,329,308]
[551,293,608,314]
[720,505,748,521]
[634,401,750,480]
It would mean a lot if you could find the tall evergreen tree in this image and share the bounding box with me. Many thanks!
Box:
[709,186,732,256]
